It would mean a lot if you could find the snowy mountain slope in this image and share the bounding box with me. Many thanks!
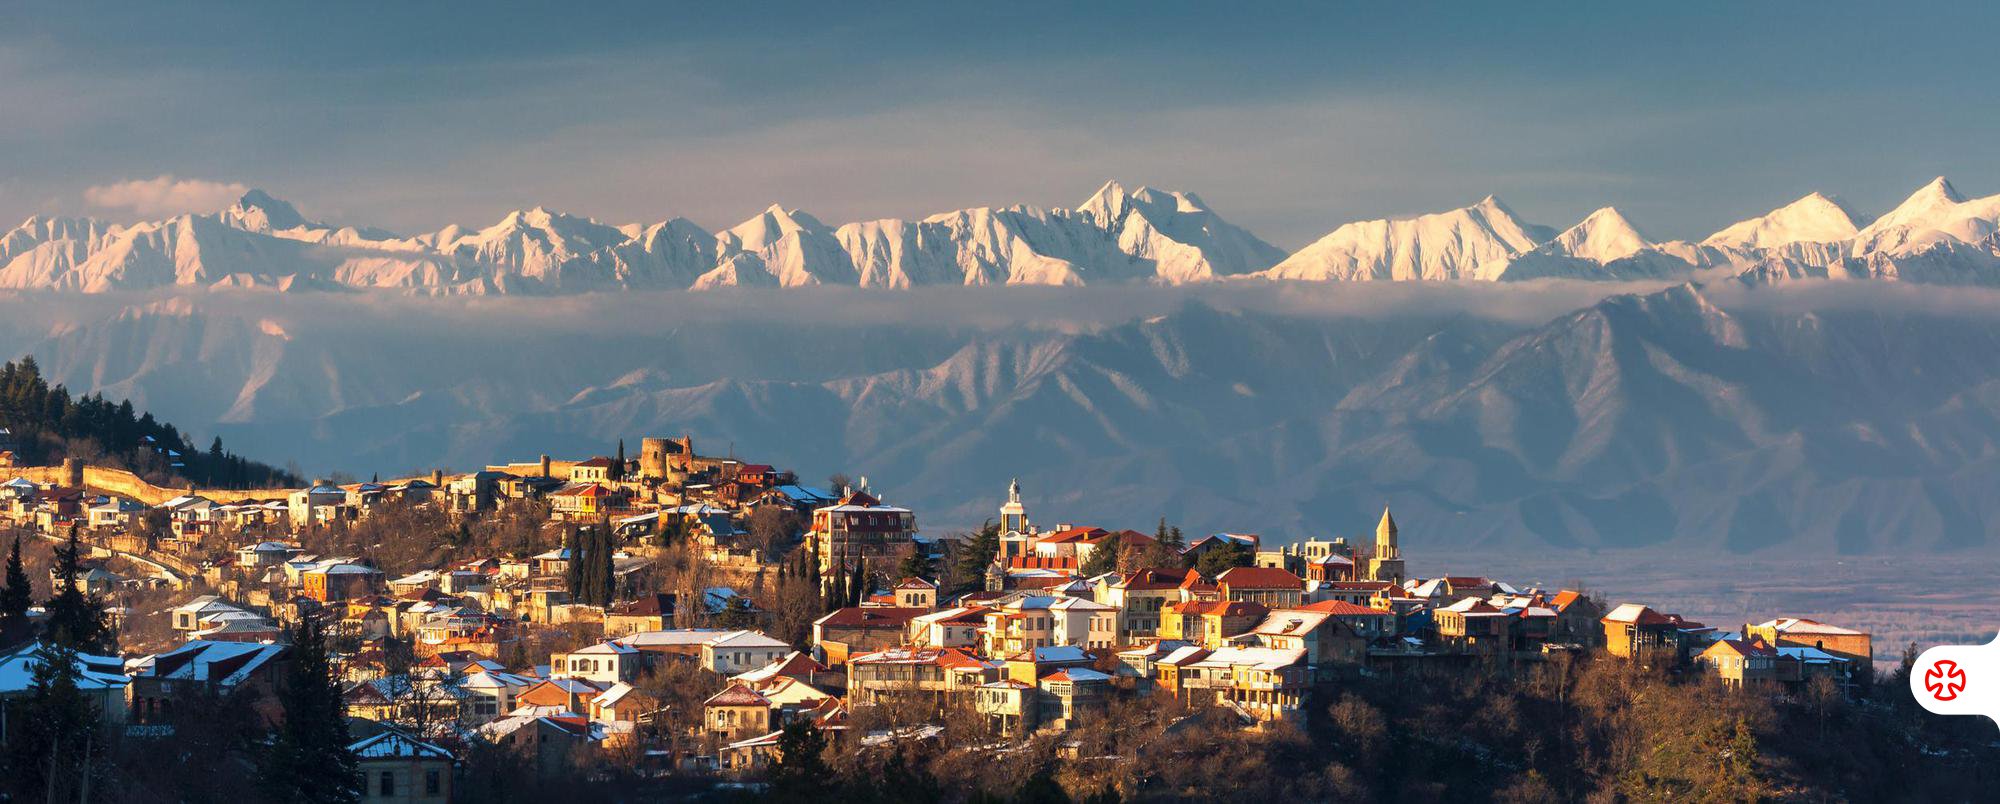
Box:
[1703,192,1858,248]
[14,177,2000,292]
[1261,196,1553,281]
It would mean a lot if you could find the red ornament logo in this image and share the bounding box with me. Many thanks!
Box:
[1925,659,1967,701]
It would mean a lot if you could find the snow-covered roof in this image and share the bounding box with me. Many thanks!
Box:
[0,643,130,693]
[348,729,453,760]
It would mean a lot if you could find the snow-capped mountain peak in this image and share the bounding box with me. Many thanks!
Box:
[1544,206,1650,262]
[1702,192,1858,248]
[14,176,2000,294]
[1262,195,1552,281]
[221,189,308,232]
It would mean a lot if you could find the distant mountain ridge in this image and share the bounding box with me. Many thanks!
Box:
[4,281,1997,553]
[10,178,2000,293]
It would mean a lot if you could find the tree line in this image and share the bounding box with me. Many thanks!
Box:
[0,356,299,489]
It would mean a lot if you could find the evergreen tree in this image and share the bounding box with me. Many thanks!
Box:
[596,526,616,605]
[1191,540,1252,580]
[7,640,104,802]
[615,439,626,481]
[563,527,584,601]
[896,548,934,583]
[950,520,1001,595]
[717,595,756,629]
[258,617,360,804]
[43,525,110,653]
[768,720,831,802]
[1,536,31,645]
[1014,762,1073,804]
[849,556,868,607]
[1080,533,1122,577]
[827,558,848,614]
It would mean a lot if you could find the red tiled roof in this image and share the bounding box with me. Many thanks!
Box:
[705,683,772,708]
[1115,568,1185,591]
[1216,566,1303,590]
[1551,590,1585,612]
[575,457,617,468]
[1298,600,1381,616]
[1168,600,1270,618]
[1036,527,1108,544]
[815,606,929,628]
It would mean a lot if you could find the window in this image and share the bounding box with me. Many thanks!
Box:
[380,771,396,796]
[425,769,441,796]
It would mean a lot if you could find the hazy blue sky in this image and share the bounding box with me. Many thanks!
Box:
[4,2,1998,247]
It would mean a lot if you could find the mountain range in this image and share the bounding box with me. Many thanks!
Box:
[9,178,2000,293]
[2,278,1995,554]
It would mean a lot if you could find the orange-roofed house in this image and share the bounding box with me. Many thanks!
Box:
[1159,600,1270,649]
[1031,526,1109,560]
[1216,566,1304,609]
[1094,567,1185,641]
[549,482,626,519]
[1549,590,1604,645]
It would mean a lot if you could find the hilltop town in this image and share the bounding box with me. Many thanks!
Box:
[0,430,1989,802]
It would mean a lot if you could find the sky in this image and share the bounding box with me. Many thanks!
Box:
[4,2,2000,249]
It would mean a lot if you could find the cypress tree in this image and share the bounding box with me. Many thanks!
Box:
[849,557,867,607]
[596,526,616,606]
[258,617,360,803]
[563,526,583,601]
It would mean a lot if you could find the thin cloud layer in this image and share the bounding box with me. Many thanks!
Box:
[83,175,248,218]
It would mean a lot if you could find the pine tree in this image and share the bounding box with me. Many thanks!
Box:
[769,721,832,802]
[44,524,110,653]
[259,617,360,804]
[1,536,31,645]
[8,640,103,802]
[897,548,934,583]
[717,595,756,629]
[950,521,1001,596]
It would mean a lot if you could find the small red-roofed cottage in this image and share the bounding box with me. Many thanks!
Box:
[704,683,775,743]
